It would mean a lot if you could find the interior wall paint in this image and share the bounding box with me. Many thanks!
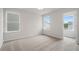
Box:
[42,13,63,39]
[42,8,78,40]
[76,9,79,44]
[3,8,42,41]
[0,8,3,48]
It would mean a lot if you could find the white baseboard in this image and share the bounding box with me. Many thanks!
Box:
[0,40,4,48]
[4,34,41,43]
[42,34,63,40]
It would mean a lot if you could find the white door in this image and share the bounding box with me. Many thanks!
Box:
[0,8,3,48]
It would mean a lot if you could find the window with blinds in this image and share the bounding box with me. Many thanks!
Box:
[6,12,20,32]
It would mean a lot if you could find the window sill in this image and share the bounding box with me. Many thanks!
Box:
[6,31,20,33]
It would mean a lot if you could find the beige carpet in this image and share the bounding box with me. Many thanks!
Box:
[0,35,79,51]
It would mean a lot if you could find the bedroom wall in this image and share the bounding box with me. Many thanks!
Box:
[42,8,77,40]
[0,8,3,48]
[3,8,42,41]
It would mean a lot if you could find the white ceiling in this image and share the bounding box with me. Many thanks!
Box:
[21,8,59,15]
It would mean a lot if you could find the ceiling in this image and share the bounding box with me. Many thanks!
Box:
[20,8,59,15]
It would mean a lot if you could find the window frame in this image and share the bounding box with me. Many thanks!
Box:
[6,11,21,33]
[64,15,74,31]
[43,15,51,30]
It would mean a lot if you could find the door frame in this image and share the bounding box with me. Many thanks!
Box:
[62,11,77,40]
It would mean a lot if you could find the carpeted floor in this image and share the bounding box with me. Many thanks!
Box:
[0,35,79,51]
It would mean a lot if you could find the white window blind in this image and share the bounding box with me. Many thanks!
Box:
[6,12,20,32]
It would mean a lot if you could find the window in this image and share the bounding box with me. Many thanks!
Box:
[64,16,74,31]
[43,16,51,30]
[6,12,20,32]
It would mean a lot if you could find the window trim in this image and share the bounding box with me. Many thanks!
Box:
[43,15,51,30]
[64,15,74,31]
[5,11,21,33]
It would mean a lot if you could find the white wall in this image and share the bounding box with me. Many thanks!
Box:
[42,8,78,40]
[3,8,79,44]
[42,12,63,39]
[0,8,3,48]
[76,9,79,44]
[3,8,42,41]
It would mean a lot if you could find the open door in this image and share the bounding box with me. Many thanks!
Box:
[0,8,3,48]
[63,11,77,39]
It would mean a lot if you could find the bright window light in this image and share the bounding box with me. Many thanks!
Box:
[43,16,51,30]
[64,16,74,31]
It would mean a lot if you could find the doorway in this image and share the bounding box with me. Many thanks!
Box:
[63,11,77,50]
[63,11,77,39]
